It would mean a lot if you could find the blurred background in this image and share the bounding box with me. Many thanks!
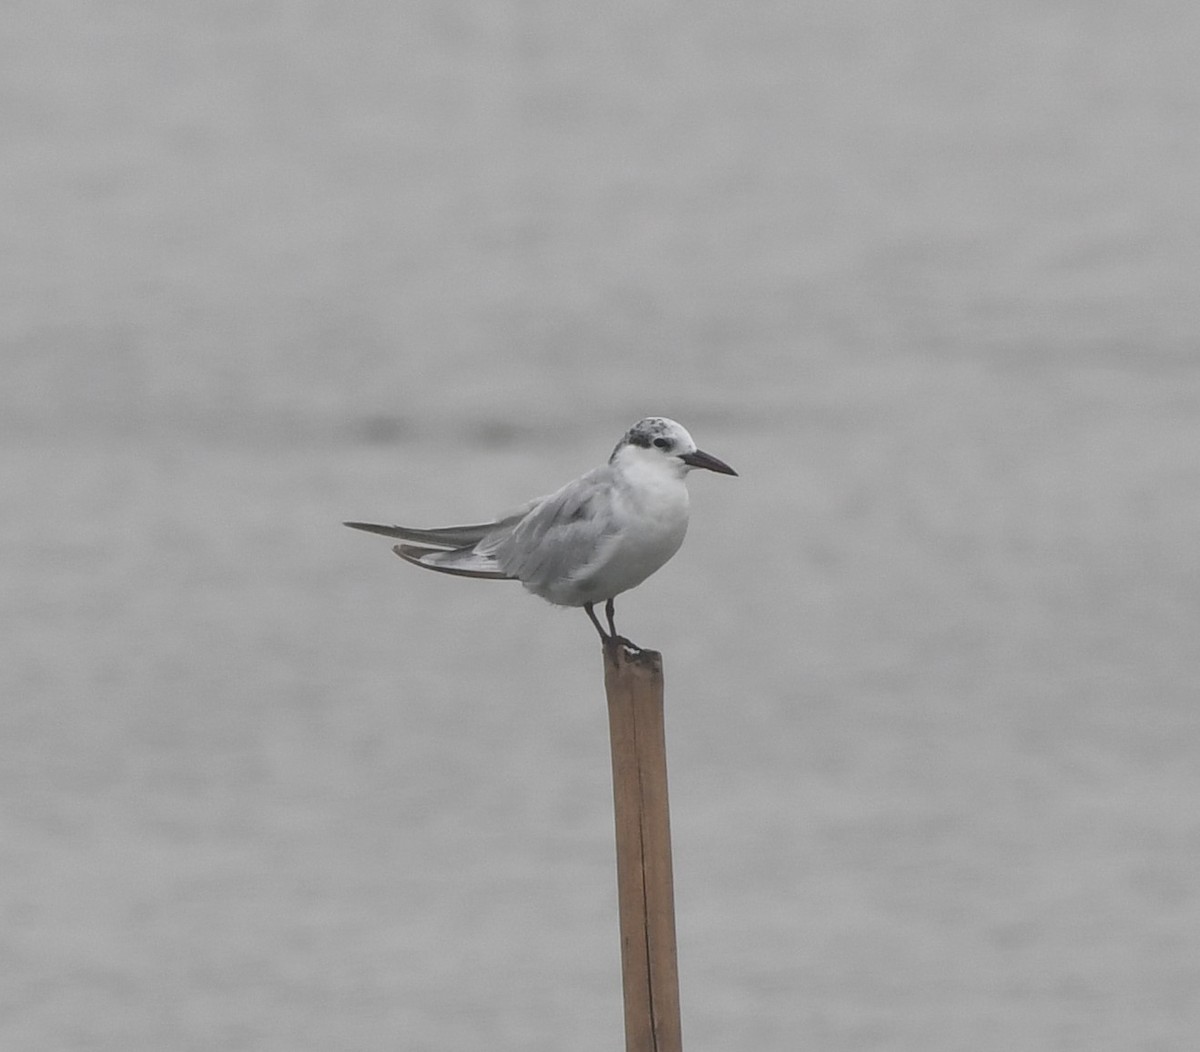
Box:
[4,2,1200,1049]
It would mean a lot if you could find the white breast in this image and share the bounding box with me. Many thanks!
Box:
[550,453,691,606]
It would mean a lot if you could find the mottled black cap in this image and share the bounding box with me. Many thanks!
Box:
[610,417,677,461]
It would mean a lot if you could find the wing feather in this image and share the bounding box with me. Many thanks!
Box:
[393,544,514,579]
[344,521,500,547]
[494,467,618,591]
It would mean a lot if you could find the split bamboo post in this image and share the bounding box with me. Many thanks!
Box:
[603,640,683,1052]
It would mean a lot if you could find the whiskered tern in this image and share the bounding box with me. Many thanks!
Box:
[345,417,737,647]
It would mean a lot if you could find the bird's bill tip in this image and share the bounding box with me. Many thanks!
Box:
[680,449,738,476]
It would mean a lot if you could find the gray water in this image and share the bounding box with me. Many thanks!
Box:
[5,3,1200,1050]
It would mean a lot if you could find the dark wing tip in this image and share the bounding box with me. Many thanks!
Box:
[344,521,405,537]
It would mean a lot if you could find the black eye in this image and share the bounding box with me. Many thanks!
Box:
[653,437,671,449]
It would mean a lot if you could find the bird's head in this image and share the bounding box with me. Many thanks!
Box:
[610,417,738,479]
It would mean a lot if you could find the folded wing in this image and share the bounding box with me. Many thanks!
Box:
[343,520,500,548]
[393,543,513,579]
[494,467,618,591]
[346,504,544,580]
[346,476,618,591]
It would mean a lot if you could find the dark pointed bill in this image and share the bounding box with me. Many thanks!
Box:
[680,449,738,476]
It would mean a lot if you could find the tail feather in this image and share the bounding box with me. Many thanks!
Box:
[344,520,500,548]
[393,544,513,580]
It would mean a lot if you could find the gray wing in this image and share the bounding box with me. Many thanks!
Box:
[393,544,514,579]
[493,467,619,589]
[345,519,505,547]
[343,499,537,548]
[347,502,541,580]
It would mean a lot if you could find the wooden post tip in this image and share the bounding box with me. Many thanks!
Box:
[602,639,663,673]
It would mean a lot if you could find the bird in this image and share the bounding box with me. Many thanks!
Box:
[344,416,737,648]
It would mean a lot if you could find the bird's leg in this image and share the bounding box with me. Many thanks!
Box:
[584,602,610,642]
[602,597,643,653]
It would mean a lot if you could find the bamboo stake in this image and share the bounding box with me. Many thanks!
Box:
[603,640,683,1052]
